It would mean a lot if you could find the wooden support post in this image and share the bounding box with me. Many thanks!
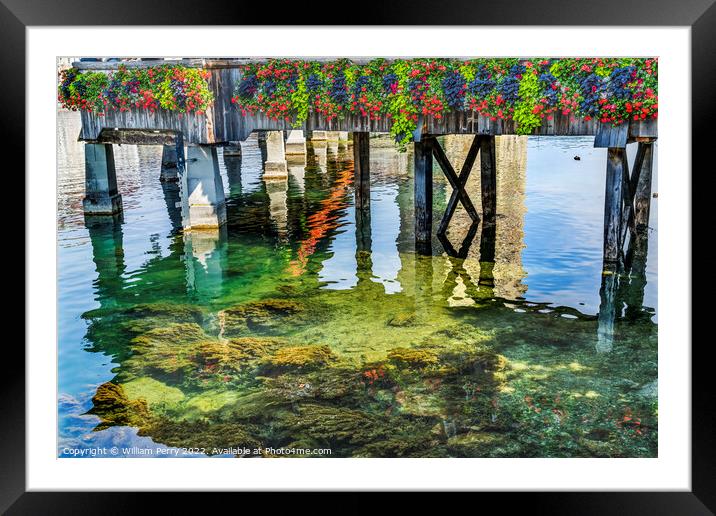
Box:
[603,148,626,263]
[480,136,497,224]
[353,132,370,212]
[633,142,654,232]
[414,136,434,254]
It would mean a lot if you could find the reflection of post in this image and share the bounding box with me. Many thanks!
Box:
[311,139,328,170]
[160,144,180,182]
[161,181,183,230]
[85,213,126,307]
[354,133,372,283]
[478,221,496,291]
[480,136,497,224]
[265,178,289,240]
[287,155,306,194]
[622,230,651,322]
[597,264,619,353]
[183,226,228,298]
[414,136,434,255]
[327,131,340,156]
[493,135,528,299]
[223,146,243,196]
[413,253,434,319]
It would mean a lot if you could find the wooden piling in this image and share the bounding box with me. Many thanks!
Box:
[353,132,370,211]
[633,142,654,231]
[480,136,497,224]
[414,136,434,253]
[603,148,626,263]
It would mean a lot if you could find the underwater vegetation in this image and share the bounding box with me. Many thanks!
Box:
[83,289,657,457]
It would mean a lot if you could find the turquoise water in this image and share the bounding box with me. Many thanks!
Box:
[57,111,658,458]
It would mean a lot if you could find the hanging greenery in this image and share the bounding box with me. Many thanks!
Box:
[232,57,658,149]
[58,65,214,115]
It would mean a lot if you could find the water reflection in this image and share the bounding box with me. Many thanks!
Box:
[58,111,658,458]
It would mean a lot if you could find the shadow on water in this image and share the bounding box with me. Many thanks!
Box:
[57,116,658,458]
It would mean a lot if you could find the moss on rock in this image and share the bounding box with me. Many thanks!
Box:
[87,382,151,431]
[387,347,439,368]
[219,298,305,336]
[261,344,335,372]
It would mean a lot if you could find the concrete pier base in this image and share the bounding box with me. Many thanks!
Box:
[285,130,307,155]
[288,155,306,194]
[263,131,288,178]
[180,145,227,229]
[83,143,123,215]
[310,130,328,141]
[160,144,180,182]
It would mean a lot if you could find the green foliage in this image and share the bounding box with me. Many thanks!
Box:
[58,65,214,114]
[233,57,658,150]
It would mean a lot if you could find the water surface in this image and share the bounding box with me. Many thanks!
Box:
[57,111,658,458]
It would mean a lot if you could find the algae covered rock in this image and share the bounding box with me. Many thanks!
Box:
[86,382,151,431]
[219,298,305,336]
[140,420,261,455]
[126,323,207,378]
[121,377,185,410]
[387,312,416,327]
[261,344,335,372]
[387,347,439,368]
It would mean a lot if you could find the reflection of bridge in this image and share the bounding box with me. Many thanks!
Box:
[80,133,651,359]
[73,59,656,269]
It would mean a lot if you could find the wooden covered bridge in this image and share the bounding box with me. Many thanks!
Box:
[71,58,657,267]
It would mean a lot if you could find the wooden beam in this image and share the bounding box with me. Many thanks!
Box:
[480,136,497,224]
[603,148,627,263]
[414,136,435,253]
[432,135,480,234]
[633,142,655,231]
[353,132,370,212]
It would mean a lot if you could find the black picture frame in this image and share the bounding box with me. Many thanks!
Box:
[5,0,710,512]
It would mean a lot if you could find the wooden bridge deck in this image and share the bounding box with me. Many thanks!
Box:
[73,59,657,146]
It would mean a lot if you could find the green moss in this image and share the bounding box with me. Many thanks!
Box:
[86,382,151,431]
[219,298,305,336]
[387,347,439,368]
[121,377,185,409]
[387,312,416,327]
[140,420,261,454]
[261,344,335,371]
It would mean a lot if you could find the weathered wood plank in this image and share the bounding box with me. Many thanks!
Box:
[414,136,435,251]
[633,142,654,231]
[603,148,627,262]
[353,132,370,212]
[480,136,497,224]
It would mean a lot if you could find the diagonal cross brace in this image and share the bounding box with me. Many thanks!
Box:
[432,135,482,235]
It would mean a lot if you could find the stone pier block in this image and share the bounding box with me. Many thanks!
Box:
[181,146,227,229]
[83,143,123,215]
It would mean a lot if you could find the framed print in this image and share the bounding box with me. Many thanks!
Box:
[6,0,712,511]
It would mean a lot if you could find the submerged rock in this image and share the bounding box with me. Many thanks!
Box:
[140,420,261,455]
[86,382,151,431]
[219,298,305,336]
[387,312,416,327]
[387,347,439,368]
[261,344,335,371]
